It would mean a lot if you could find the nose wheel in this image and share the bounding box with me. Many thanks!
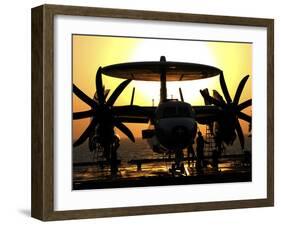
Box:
[171,163,187,177]
[170,149,188,176]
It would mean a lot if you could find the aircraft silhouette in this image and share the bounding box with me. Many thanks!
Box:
[73,56,251,175]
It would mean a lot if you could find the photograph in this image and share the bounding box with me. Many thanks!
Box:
[72,34,252,190]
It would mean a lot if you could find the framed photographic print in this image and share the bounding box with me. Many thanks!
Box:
[31,4,274,221]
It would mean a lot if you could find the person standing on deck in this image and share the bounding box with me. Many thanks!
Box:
[196,131,208,171]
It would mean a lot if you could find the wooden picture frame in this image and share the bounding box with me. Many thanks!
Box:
[31,4,274,221]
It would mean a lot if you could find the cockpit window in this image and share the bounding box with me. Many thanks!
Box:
[161,106,192,118]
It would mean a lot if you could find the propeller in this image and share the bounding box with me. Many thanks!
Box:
[73,67,135,148]
[200,72,252,149]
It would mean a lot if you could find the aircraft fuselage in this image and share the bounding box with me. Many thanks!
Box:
[144,99,197,153]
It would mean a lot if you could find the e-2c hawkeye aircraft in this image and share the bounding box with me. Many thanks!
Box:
[73,56,252,175]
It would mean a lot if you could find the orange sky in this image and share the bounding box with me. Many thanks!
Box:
[72,35,252,140]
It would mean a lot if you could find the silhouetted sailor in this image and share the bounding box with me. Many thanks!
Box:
[196,131,207,171]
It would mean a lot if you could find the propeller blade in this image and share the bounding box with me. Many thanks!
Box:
[238,99,252,111]
[200,89,224,107]
[73,120,97,147]
[107,79,131,106]
[73,84,97,108]
[219,72,232,104]
[179,88,184,102]
[114,120,135,142]
[96,67,105,105]
[248,122,252,132]
[235,119,245,149]
[73,110,95,120]
[213,90,226,104]
[94,88,110,103]
[237,112,251,123]
[233,75,249,105]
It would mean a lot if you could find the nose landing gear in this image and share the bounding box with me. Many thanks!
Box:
[170,149,189,177]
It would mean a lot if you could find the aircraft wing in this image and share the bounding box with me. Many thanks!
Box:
[113,105,222,125]
[193,105,221,124]
[113,105,156,124]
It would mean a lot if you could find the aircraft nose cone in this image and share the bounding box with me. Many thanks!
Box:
[172,126,189,139]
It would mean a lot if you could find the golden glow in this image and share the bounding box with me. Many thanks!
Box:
[72,35,252,139]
